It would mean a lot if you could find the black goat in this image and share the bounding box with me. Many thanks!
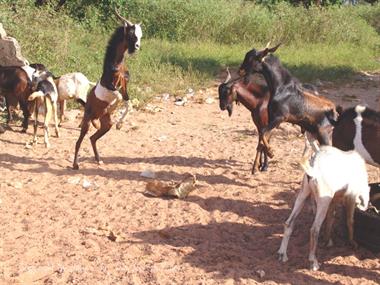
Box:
[238,44,338,158]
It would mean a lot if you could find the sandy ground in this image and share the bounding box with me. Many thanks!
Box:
[0,73,379,285]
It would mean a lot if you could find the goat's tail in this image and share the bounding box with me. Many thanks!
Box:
[76,98,86,107]
[299,156,316,177]
[28,91,45,101]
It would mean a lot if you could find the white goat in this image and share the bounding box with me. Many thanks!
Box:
[55,72,95,124]
[278,145,370,271]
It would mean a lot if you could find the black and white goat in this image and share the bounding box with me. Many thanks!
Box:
[332,105,380,167]
[28,72,60,147]
[278,145,370,271]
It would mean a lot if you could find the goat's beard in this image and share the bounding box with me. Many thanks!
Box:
[227,104,233,117]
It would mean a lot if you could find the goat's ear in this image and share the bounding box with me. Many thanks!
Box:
[336,105,343,116]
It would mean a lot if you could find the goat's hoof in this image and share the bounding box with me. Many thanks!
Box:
[56,132,60,138]
[267,150,274,158]
[116,122,123,130]
[97,160,104,165]
[278,252,288,263]
[260,165,268,172]
[326,239,334,248]
[349,240,358,249]
[310,261,320,271]
[21,128,27,133]
[73,163,79,170]
[45,143,51,148]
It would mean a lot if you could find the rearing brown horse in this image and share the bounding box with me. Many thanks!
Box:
[73,9,142,170]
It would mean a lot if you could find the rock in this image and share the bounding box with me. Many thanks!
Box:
[140,169,156,179]
[156,135,168,142]
[185,88,195,98]
[8,181,23,189]
[205,97,215,104]
[315,79,323,87]
[174,97,187,106]
[82,179,92,189]
[67,177,81,185]
[0,23,29,66]
[161,93,170,101]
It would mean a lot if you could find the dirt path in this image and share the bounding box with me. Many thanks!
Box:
[1,75,379,284]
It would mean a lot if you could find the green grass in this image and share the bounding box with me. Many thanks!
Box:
[0,1,379,104]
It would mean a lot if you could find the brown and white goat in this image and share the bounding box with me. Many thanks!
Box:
[278,145,370,271]
[28,73,60,147]
[73,9,142,170]
[332,105,380,167]
[55,72,95,125]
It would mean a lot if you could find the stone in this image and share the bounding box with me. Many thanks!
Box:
[0,23,29,66]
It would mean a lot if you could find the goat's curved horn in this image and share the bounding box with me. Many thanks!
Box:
[224,68,232,83]
[114,8,133,26]
[265,41,272,49]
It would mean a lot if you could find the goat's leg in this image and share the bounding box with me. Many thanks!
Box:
[90,113,112,165]
[324,201,337,247]
[309,196,332,271]
[345,196,358,249]
[43,97,53,148]
[278,175,311,263]
[260,132,272,171]
[58,99,65,126]
[116,100,129,130]
[73,114,91,170]
[5,95,13,124]
[251,113,264,174]
[32,100,39,145]
[252,144,262,174]
[261,116,282,158]
[52,100,60,138]
[19,98,30,133]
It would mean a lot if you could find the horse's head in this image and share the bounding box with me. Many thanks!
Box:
[114,8,142,54]
[218,68,237,117]
[239,42,281,78]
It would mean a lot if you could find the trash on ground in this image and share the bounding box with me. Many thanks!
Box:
[145,173,197,199]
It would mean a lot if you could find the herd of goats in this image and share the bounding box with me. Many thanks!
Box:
[0,8,379,272]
